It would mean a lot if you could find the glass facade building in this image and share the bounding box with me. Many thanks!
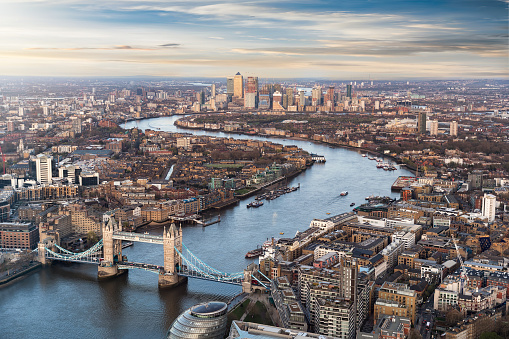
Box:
[167,301,228,339]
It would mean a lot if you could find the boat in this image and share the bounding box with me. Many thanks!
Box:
[362,154,367,157]
[245,248,263,258]
[350,203,355,207]
[340,191,348,196]
[326,212,331,215]
[279,232,284,235]
[247,200,264,208]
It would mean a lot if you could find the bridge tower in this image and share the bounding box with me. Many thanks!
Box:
[98,217,124,279]
[159,223,187,288]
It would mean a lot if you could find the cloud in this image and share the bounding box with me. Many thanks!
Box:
[26,44,181,51]
[159,43,181,47]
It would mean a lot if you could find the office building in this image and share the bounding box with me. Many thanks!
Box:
[450,120,458,136]
[211,84,216,97]
[233,72,243,98]
[227,321,335,339]
[346,84,352,98]
[58,165,81,184]
[226,77,234,96]
[417,112,427,134]
[482,193,496,222]
[79,171,100,186]
[0,222,39,250]
[167,301,228,339]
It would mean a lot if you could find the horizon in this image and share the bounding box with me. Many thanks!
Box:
[2,0,508,79]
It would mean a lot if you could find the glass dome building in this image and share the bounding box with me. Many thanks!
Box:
[166,301,228,339]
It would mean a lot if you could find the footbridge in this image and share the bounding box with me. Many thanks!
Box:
[37,218,263,290]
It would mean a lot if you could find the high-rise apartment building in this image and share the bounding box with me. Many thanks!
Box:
[417,112,427,134]
[272,91,283,110]
[244,76,258,108]
[482,193,496,222]
[233,72,243,98]
[311,86,322,106]
[286,88,294,107]
[30,154,53,185]
[211,84,216,97]
[450,120,458,136]
[430,120,439,136]
[324,86,335,104]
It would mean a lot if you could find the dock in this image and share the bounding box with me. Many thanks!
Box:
[391,176,418,191]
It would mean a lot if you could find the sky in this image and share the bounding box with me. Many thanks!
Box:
[1,0,508,79]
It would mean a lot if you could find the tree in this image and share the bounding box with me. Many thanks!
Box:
[87,231,99,245]
[408,328,422,339]
[480,332,501,339]
[445,309,463,327]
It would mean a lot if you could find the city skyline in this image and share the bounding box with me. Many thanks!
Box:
[2,0,508,79]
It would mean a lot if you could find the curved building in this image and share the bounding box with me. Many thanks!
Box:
[166,301,228,339]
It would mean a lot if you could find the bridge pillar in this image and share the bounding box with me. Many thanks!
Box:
[159,223,187,288]
[242,269,253,293]
[98,218,125,280]
[37,241,49,265]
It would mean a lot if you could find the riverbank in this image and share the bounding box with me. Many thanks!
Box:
[0,262,42,287]
[235,168,304,199]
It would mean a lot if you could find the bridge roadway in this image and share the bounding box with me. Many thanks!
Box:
[117,261,163,273]
[112,231,163,244]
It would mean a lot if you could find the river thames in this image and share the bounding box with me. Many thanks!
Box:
[0,115,412,339]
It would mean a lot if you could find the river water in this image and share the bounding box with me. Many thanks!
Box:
[0,115,411,339]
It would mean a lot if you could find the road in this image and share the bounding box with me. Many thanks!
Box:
[416,292,436,339]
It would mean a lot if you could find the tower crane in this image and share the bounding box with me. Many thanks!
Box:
[449,226,469,294]
[0,146,5,175]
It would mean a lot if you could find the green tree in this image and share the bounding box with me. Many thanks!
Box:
[480,332,501,339]
[445,309,463,327]
[408,328,422,339]
[87,231,99,245]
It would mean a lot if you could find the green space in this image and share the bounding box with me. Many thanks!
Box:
[234,187,256,195]
[227,299,251,331]
[245,301,274,326]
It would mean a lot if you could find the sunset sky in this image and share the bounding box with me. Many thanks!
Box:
[2,0,508,79]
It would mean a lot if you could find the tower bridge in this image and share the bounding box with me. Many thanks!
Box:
[36,218,265,291]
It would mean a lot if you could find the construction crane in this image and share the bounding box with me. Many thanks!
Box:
[449,227,469,294]
[0,146,5,175]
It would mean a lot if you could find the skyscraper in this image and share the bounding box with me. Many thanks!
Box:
[30,154,53,185]
[311,86,322,106]
[226,77,234,96]
[324,86,335,104]
[233,72,243,98]
[482,193,496,222]
[244,76,258,108]
[430,120,438,136]
[450,120,458,136]
[211,84,216,97]
[346,84,352,98]
[285,88,294,107]
[417,112,427,134]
